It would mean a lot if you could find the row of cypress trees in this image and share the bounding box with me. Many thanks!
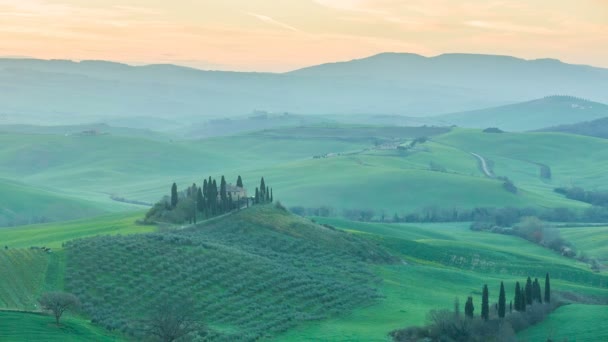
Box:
[464,273,551,320]
[169,176,273,219]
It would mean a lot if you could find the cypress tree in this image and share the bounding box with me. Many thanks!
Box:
[509,300,512,313]
[533,278,542,303]
[270,188,273,202]
[481,284,489,321]
[545,273,551,303]
[255,187,260,204]
[236,175,243,188]
[266,186,270,202]
[171,183,178,208]
[203,179,208,200]
[525,277,533,305]
[260,177,266,202]
[228,193,233,211]
[514,282,522,311]
[498,281,506,318]
[211,179,218,215]
[220,176,227,212]
[464,296,474,319]
[197,188,204,212]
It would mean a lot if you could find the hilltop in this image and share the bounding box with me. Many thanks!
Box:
[434,96,608,131]
[2,53,608,128]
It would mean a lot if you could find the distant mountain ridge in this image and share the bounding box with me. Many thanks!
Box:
[433,95,608,131]
[1,53,608,128]
[538,116,608,139]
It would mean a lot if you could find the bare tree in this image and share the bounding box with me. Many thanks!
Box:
[146,298,201,342]
[39,292,80,325]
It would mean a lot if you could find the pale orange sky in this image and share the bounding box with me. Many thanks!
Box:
[1,0,607,72]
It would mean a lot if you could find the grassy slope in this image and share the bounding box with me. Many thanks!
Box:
[559,226,608,262]
[0,212,152,312]
[518,304,608,341]
[0,311,124,342]
[277,218,608,341]
[0,211,151,250]
[1,127,605,217]
[0,178,110,226]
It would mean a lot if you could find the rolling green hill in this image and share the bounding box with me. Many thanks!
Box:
[3,126,605,223]
[435,96,608,131]
[62,205,393,340]
[0,178,109,227]
[1,206,606,341]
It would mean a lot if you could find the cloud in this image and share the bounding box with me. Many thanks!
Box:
[464,20,559,35]
[247,12,301,32]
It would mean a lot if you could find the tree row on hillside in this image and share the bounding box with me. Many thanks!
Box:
[391,273,555,342]
[144,176,273,224]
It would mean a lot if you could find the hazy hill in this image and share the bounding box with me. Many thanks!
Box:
[2,53,608,128]
[434,96,608,131]
[0,178,107,227]
[538,116,608,139]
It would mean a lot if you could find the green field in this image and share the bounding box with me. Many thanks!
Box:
[559,226,608,263]
[518,304,608,341]
[0,178,111,227]
[0,310,124,341]
[0,211,152,250]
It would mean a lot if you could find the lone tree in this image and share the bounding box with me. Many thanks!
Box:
[236,175,243,188]
[39,292,80,325]
[481,284,489,321]
[171,183,178,208]
[146,298,201,342]
[498,281,506,318]
[545,273,551,303]
[464,296,474,319]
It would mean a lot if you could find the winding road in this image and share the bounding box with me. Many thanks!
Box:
[471,152,493,178]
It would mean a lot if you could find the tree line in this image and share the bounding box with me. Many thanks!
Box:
[144,176,273,224]
[391,273,556,342]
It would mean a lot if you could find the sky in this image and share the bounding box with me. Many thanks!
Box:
[0,0,607,72]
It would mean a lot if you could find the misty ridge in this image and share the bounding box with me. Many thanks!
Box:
[1,52,608,131]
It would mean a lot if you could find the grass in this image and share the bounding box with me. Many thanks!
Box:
[0,310,125,341]
[0,178,108,227]
[518,304,608,341]
[0,211,152,250]
[0,249,49,310]
[276,217,608,341]
[559,225,608,262]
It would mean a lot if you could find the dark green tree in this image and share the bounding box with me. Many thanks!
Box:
[266,186,270,202]
[197,188,204,212]
[509,300,512,313]
[464,296,474,319]
[236,175,243,188]
[260,177,266,203]
[514,282,522,311]
[544,273,551,303]
[498,281,506,318]
[255,187,260,204]
[270,188,273,202]
[481,284,489,321]
[525,277,533,305]
[171,183,178,208]
[533,278,542,303]
[220,176,227,213]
